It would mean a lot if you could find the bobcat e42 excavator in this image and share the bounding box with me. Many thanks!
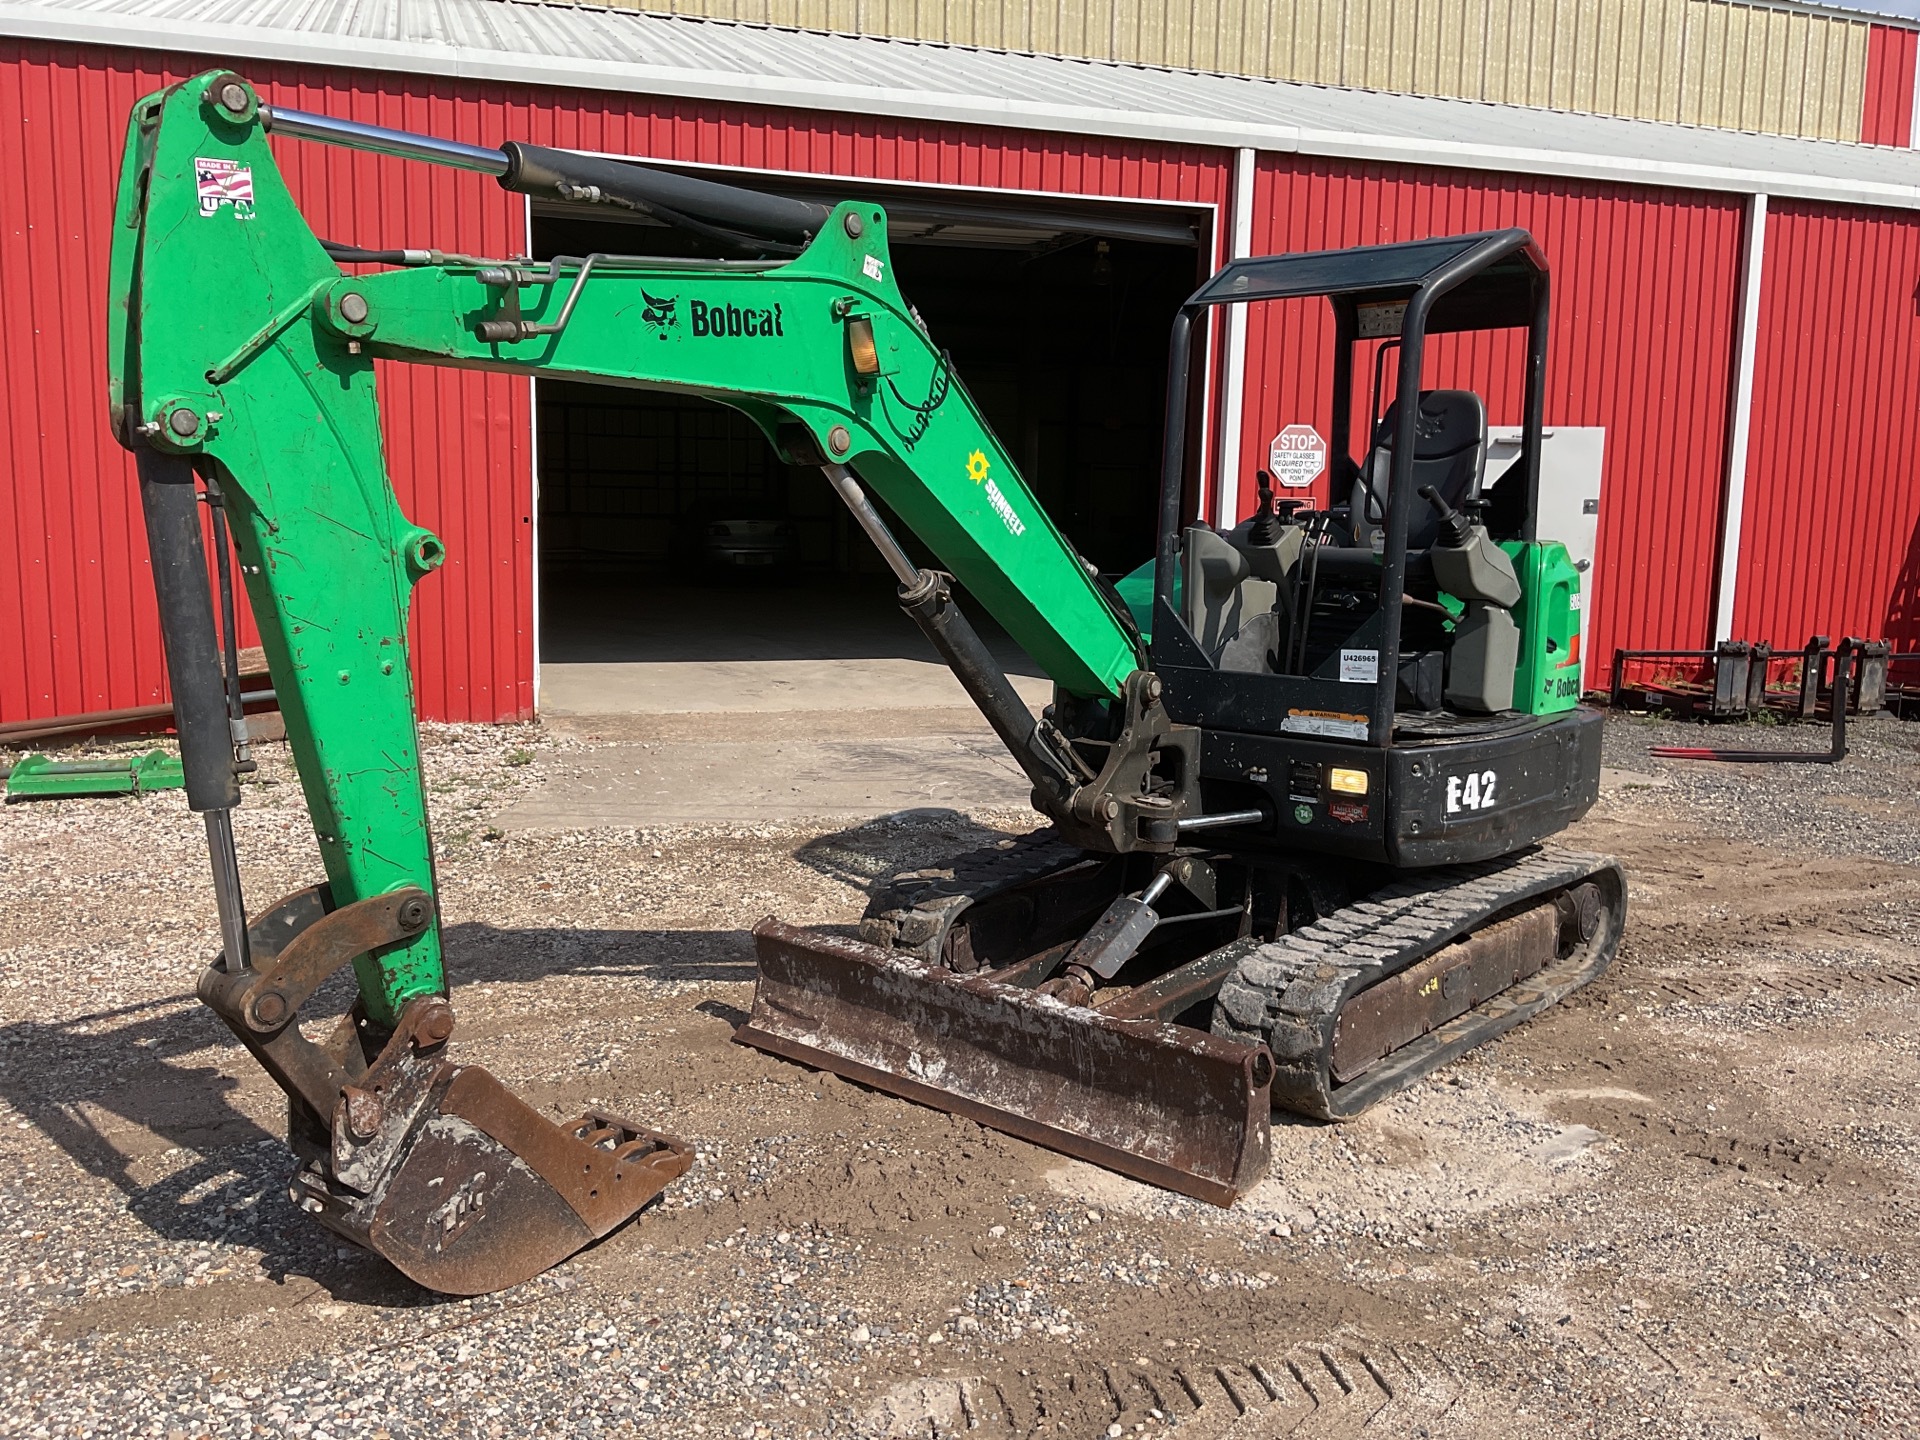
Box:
[111,72,1624,1295]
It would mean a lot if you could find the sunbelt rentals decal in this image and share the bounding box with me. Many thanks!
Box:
[968,449,1025,538]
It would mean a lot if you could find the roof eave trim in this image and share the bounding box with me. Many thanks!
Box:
[1293,131,1920,209]
[6,7,1919,212]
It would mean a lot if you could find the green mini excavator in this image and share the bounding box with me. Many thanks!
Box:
[110,72,1623,1295]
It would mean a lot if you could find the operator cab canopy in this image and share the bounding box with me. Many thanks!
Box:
[1188,227,1546,337]
[1131,228,1554,718]
[1191,226,1549,549]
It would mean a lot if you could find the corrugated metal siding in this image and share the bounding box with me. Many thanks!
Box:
[553,0,1873,141]
[0,41,534,725]
[1231,157,1747,685]
[1,47,154,723]
[1733,200,1920,650]
[266,73,536,725]
[1,39,1227,725]
[1861,22,1916,147]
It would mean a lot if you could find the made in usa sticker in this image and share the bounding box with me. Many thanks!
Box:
[195,158,255,218]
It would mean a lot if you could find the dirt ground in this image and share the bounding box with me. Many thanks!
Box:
[0,710,1916,1439]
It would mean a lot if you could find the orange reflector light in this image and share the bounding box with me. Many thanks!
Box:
[1328,767,1369,796]
[846,314,881,376]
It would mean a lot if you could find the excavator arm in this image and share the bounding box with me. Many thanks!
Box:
[108,71,1202,1293]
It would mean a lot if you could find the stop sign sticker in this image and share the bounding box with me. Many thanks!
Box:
[1269,424,1326,489]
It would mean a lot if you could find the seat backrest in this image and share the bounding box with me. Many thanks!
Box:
[1348,389,1487,553]
[1182,526,1277,662]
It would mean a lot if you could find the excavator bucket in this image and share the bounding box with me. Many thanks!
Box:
[201,885,693,1296]
[739,921,1273,1205]
[302,1068,692,1296]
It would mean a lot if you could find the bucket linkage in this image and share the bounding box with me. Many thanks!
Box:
[199,883,691,1295]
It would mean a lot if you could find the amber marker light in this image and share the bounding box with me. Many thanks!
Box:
[846,314,881,375]
[1328,767,1370,796]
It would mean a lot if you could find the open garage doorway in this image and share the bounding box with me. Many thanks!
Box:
[532,177,1211,718]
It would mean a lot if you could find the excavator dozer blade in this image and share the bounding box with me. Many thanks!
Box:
[297,1062,693,1296]
[739,921,1273,1206]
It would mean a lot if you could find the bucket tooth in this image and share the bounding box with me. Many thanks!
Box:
[299,1058,693,1296]
[739,919,1271,1206]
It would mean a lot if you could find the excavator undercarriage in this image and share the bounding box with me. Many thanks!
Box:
[746,833,1622,1202]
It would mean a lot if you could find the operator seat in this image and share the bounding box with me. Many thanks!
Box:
[1348,389,1487,554]
[1183,527,1278,669]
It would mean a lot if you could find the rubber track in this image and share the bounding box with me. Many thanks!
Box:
[858,827,1088,962]
[1212,845,1626,1120]
[861,834,1626,1124]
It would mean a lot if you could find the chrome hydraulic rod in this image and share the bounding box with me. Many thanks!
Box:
[261,106,510,174]
[822,464,1080,803]
[260,104,829,245]
[1177,808,1266,832]
[822,464,921,587]
[204,810,251,972]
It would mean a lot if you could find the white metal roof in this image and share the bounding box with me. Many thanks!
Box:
[12,0,1920,210]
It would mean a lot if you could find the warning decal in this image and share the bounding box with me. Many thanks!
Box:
[196,158,255,218]
[1281,709,1368,741]
[1268,424,1326,489]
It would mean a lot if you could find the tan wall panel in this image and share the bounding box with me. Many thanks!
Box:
[1590,0,1622,116]
[549,0,1877,141]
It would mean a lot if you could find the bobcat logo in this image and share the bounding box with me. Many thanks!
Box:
[641,289,678,338]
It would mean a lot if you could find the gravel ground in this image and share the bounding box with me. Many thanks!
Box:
[1,710,1917,1439]
[1600,710,1920,867]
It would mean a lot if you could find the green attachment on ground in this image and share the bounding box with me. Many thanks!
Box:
[3,750,186,802]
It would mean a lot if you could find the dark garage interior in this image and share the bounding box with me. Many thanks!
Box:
[531,178,1210,711]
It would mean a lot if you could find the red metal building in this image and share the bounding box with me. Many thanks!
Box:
[6,3,1920,725]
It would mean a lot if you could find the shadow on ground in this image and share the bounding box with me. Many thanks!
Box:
[0,999,421,1302]
[789,808,1016,890]
[0,813,1026,1282]
[0,924,753,1280]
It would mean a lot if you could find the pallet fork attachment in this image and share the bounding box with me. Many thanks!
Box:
[1650,642,1852,764]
